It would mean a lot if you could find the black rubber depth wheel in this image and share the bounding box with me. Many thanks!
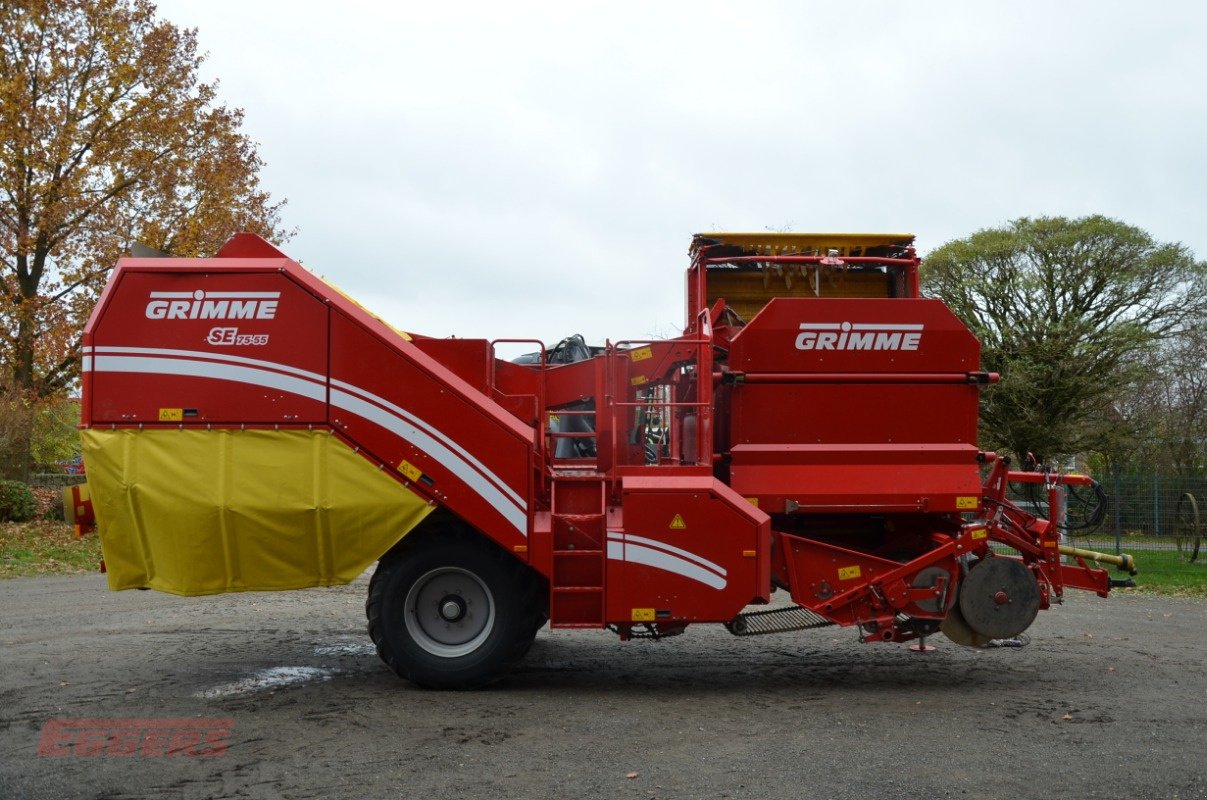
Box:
[366,529,539,689]
[957,557,1041,640]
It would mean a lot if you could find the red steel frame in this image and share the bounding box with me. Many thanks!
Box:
[81,232,1130,644]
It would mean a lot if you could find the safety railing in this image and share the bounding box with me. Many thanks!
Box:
[489,308,717,479]
[489,338,549,494]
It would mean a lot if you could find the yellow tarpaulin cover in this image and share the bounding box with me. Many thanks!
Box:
[81,428,433,596]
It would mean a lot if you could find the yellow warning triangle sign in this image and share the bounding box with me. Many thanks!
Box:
[669,513,686,530]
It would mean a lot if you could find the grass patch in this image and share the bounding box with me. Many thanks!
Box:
[993,542,1206,598]
[3,520,1203,595]
[0,521,103,578]
[1126,548,1207,597]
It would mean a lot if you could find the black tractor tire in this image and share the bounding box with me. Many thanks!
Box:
[366,528,542,689]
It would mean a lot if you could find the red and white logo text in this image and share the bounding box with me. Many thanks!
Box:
[795,322,923,351]
[145,290,279,320]
[207,327,270,346]
[38,718,233,757]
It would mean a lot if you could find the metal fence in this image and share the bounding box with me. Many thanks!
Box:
[22,467,1205,580]
[1005,470,1207,583]
[1005,472,1204,550]
[1104,472,1206,548]
[27,473,88,489]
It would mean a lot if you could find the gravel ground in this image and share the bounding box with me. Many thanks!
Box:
[1,573,1204,800]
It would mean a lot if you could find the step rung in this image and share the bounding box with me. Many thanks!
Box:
[553,586,603,593]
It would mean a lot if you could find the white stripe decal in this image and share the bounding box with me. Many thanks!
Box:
[611,532,727,578]
[90,349,528,536]
[148,291,280,299]
[92,346,326,382]
[850,323,924,331]
[93,355,327,403]
[330,378,527,512]
[88,347,525,513]
[329,389,527,535]
[606,532,728,590]
[608,542,727,590]
[201,291,280,299]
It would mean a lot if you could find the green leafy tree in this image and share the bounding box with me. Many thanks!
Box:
[31,393,79,468]
[0,0,289,478]
[1113,327,1207,475]
[922,215,1207,463]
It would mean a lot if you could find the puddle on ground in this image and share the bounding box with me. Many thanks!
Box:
[197,666,336,699]
[314,639,376,656]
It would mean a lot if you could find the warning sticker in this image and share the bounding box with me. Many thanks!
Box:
[971,529,987,540]
[631,608,656,622]
[955,496,979,509]
[397,460,422,481]
[669,514,686,530]
[837,565,861,581]
[158,408,183,422]
[630,346,653,362]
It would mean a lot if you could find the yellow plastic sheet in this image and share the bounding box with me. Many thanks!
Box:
[81,428,433,595]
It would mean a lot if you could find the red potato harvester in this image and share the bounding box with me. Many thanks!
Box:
[73,232,1136,688]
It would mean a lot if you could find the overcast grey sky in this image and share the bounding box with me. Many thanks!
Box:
[154,1,1207,352]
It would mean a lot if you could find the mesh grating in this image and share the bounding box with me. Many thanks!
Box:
[725,605,834,636]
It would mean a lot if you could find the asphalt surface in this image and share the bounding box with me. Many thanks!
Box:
[1,573,1204,800]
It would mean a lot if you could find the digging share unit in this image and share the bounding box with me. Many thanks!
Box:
[76,232,1136,688]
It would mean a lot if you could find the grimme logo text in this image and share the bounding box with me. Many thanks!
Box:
[145,290,279,320]
[795,322,923,351]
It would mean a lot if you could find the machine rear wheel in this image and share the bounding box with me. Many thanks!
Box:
[367,531,536,689]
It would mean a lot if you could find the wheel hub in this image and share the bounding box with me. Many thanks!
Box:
[403,567,496,658]
[439,595,467,622]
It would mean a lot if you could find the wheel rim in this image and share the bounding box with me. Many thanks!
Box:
[404,567,496,658]
[1176,493,1201,564]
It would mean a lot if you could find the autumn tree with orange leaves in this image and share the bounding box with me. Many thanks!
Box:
[0,0,289,477]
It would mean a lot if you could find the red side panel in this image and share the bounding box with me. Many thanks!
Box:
[87,266,328,424]
[84,253,537,556]
[729,384,978,446]
[605,476,770,624]
[723,297,983,514]
[727,297,979,374]
[328,310,534,547]
[729,444,983,513]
